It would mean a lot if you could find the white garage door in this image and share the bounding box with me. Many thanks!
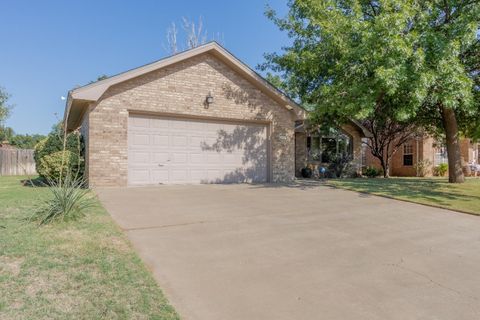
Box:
[128,114,268,185]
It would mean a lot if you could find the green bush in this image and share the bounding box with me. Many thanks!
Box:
[37,150,83,182]
[414,159,432,177]
[301,167,313,178]
[434,163,448,177]
[363,166,383,178]
[34,125,84,181]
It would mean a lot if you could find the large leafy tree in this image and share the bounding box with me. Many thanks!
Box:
[263,0,480,183]
[9,132,46,149]
[415,0,480,182]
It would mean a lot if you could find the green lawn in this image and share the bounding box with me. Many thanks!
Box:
[328,177,480,215]
[0,176,179,320]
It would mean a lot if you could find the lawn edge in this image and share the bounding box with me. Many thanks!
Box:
[325,181,480,217]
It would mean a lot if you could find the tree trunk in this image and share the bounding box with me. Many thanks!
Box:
[380,158,390,178]
[440,105,465,183]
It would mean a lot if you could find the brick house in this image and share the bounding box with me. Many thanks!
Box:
[364,136,480,176]
[64,42,368,187]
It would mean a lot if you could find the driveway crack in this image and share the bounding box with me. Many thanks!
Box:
[386,258,479,303]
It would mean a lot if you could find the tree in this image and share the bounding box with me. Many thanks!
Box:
[413,1,480,182]
[10,133,46,149]
[362,104,418,178]
[164,17,224,55]
[0,87,14,143]
[0,87,13,124]
[263,0,480,183]
[0,126,14,142]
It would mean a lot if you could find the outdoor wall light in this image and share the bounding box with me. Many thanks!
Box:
[205,92,214,108]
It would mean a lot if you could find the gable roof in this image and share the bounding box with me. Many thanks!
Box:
[65,42,305,130]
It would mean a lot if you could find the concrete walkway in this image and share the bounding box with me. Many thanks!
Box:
[96,182,480,320]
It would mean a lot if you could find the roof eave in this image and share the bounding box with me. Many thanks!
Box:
[65,42,306,129]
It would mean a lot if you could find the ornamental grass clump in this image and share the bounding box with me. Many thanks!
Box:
[30,120,93,225]
[31,174,96,225]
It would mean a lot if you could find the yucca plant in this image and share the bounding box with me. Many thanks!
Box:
[28,116,93,225]
[31,173,96,225]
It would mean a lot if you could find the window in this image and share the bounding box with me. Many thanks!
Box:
[403,143,413,166]
[477,144,480,164]
[307,130,352,163]
[434,144,448,165]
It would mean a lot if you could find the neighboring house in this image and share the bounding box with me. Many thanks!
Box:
[64,42,368,187]
[364,136,480,176]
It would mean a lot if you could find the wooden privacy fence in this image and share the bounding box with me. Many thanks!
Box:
[0,148,36,176]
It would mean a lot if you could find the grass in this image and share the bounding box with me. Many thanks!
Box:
[328,177,480,215]
[0,176,179,320]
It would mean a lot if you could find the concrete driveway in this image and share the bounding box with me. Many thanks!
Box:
[96,182,480,320]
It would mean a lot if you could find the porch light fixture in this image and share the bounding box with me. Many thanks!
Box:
[205,92,214,108]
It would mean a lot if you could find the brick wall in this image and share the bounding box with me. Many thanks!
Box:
[342,123,363,172]
[295,132,307,176]
[83,53,298,187]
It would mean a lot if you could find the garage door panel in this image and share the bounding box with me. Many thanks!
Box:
[171,153,187,164]
[152,134,169,147]
[224,153,242,164]
[171,120,188,129]
[172,135,188,147]
[188,121,206,131]
[189,136,205,148]
[151,169,169,183]
[207,169,222,181]
[131,133,150,146]
[130,152,150,165]
[129,169,149,184]
[171,169,188,182]
[190,169,207,182]
[130,116,150,129]
[128,115,268,185]
[152,152,169,163]
[151,118,169,129]
[190,153,206,164]
[207,153,222,163]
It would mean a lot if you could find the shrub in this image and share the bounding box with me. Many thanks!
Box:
[33,138,48,163]
[434,163,448,176]
[363,166,383,178]
[31,174,96,225]
[301,167,313,178]
[328,153,353,178]
[414,159,432,177]
[34,126,84,181]
[37,150,83,182]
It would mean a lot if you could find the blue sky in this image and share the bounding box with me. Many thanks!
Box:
[0,0,290,135]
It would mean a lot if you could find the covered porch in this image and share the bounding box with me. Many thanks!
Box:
[294,120,370,178]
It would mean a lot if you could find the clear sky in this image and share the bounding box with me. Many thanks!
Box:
[0,0,290,135]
